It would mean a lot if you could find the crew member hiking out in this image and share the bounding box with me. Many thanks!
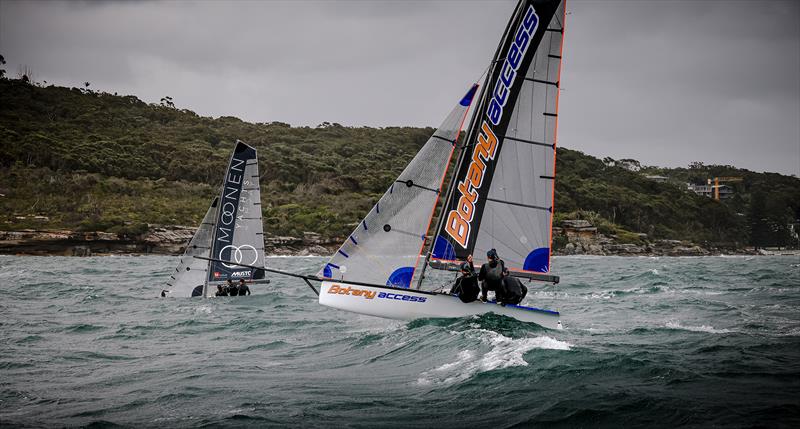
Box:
[237,279,251,296]
[501,275,528,305]
[479,249,508,303]
[450,255,479,303]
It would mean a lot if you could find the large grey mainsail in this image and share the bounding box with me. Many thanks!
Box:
[431,0,564,275]
[206,141,266,294]
[319,85,479,288]
[165,197,218,298]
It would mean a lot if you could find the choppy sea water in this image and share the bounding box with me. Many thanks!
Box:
[1,255,799,428]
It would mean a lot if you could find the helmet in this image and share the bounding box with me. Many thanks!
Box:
[459,262,471,272]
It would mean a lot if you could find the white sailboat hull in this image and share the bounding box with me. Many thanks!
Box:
[318,281,562,330]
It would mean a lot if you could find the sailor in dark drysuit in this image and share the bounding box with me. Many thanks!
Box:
[501,276,528,305]
[450,257,479,303]
[225,279,238,296]
[237,279,251,296]
[479,248,508,302]
[215,284,228,296]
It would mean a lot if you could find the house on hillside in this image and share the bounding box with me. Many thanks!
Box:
[645,175,669,183]
[687,183,734,199]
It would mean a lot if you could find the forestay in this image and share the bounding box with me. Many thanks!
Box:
[320,85,479,288]
[431,0,565,275]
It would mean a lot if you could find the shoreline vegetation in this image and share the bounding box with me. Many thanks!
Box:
[1,76,799,258]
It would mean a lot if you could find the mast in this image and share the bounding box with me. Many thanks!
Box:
[415,0,527,289]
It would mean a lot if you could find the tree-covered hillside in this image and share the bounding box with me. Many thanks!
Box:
[1,77,798,248]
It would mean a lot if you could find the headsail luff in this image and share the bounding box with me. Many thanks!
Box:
[319,85,479,288]
[165,197,217,298]
[431,0,565,275]
[206,140,266,291]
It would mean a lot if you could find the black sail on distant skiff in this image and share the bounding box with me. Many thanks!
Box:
[206,142,266,288]
[163,140,266,298]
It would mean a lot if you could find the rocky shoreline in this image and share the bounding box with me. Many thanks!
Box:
[0,227,340,257]
[0,222,773,258]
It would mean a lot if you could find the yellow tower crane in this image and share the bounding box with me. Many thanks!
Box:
[706,176,743,200]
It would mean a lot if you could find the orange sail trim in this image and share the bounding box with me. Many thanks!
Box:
[547,0,567,272]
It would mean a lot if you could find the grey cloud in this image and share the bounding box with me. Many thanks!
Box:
[0,0,797,174]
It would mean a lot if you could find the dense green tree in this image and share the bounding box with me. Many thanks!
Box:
[0,77,797,247]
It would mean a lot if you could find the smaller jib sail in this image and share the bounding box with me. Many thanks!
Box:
[319,85,478,288]
[165,197,218,297]
[206,141,266,291]
[432,0,565,275]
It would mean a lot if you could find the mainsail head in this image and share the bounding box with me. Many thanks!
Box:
[319,85,479,288]
[207,140,266,285]
[432,0,565,274]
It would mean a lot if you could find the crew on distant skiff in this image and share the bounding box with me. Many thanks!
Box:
[479,249,508,302]
[237,278,251,296]
[225,279,238,296]
[450,255,479,303]
[216,284,228,296]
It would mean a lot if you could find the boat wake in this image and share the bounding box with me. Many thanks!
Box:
[417,329,571,386]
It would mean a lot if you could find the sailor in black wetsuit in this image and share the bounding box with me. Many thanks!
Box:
[479,248,508,303]
[450,256,479,303]
[237,279,251,296]
[215,284,228,296]
[225,279,238,296]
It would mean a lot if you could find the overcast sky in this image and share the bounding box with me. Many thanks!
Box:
[1,0,798,175]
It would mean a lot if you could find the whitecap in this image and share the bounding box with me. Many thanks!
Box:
[665,320,731,334]
[195,305,213,315]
